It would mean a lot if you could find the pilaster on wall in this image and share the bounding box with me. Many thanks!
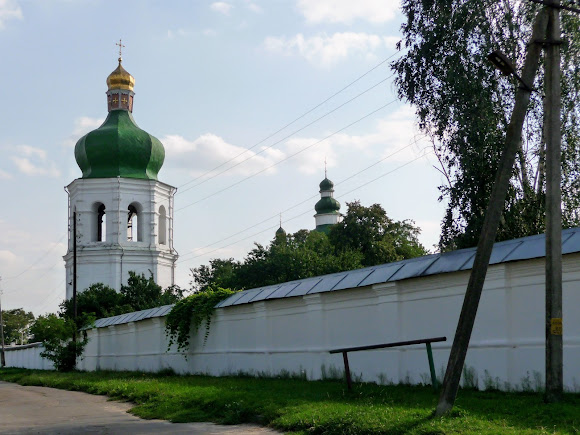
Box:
[303,294,325,350]
[253,302,269,352]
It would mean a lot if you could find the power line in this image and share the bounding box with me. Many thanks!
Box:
[3,233,66,281]
[178,73,397,196]
[177,146,433,266]
[176,136,429,262]
[3,259,63,295]
[177,50,406,191]
[176,99,398,212]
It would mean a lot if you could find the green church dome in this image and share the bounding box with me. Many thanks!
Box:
[315,196,340,214]
[74,110,165,180]
[74,59,165,181]
[319,177,334,191]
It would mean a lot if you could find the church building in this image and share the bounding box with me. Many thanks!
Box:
[314,175,341,233]
[63,55,178,298]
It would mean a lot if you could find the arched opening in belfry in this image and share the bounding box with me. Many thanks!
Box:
[92,202,106,242]
[158,205,167,245]
[127,202,143,242]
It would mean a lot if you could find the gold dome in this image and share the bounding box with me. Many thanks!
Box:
[106,58,135,91]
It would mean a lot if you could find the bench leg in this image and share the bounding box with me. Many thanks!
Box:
[426,342,438,390]
[342,351,352,390]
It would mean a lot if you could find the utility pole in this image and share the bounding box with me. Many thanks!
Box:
[435,9,549,416]
[73,211,78,343]
[544,0,563,402]
[0,277,6,367]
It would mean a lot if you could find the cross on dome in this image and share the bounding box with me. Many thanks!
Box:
[116,39,125,62]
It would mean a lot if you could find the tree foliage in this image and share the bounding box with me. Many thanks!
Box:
[1,308,34,345]
[329,201,427,266]
[165,287,239,354]
[29,313,87,372]
[191,201,426,291]
[59,272,184,328]
[393,0,580,250]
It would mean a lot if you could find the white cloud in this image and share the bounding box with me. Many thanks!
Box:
[245,1,262,13]
[211,2,233,15]
[163,133,284,177]
[296,0,398,24]
[277,106,428,174]
[0,169,12,179]
[0,0,22,29]
[167,28,191,39]
[163,107,426,180]
[63,116,104,148]
[10,145,61,177]
[264,32,393,67]
[16,144,46,159]
[203,28,218,37]
[0,249,17,263]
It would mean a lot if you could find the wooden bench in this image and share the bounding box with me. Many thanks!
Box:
[329,336,447,390]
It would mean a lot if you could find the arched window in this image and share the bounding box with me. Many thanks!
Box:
[158,205,167,245]
[127,202,143,242]
[92,202,106,242]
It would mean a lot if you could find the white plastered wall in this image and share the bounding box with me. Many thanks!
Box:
[71,253,580,391]
[63,177,177,297]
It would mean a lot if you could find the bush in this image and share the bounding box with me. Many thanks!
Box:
[29,314,88,371]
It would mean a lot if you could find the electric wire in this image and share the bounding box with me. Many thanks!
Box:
[3,233,66,281]
[178,73,397,196]
[177,49,406,191]
[176,99,398,212]
[31,279,66,313]
[176,135,429,262]
[176,148,433,265]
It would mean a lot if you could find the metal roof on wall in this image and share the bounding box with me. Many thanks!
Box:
[90,304,173,329]
[88,228,580,328]
[216,227,580,308]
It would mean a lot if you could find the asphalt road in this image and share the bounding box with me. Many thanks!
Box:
[0,381,280,434]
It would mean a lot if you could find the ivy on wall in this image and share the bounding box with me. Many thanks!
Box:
[165,287,239,353]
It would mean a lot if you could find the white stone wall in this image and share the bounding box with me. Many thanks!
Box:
[10,254,580,391]
[4,343,54,370]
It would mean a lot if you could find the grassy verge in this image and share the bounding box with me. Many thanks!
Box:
[1,368,579,434]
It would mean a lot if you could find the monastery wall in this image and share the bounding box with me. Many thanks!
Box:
[7,254,580,391]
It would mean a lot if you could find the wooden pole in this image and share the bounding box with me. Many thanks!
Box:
[544,0,563,402]
[0,278,6,367]
[73,211,77,343]
[435,9,549,416]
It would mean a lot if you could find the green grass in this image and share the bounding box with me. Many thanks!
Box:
[1,368,579,434]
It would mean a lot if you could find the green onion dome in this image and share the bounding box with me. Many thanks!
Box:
[315,196,341,214]
[74,111,165,180]
[74,60,165,180]
[319,177,334,191]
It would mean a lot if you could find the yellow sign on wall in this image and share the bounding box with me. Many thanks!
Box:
[551,318,563,336]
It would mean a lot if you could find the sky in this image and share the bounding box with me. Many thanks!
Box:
[0,0,446,316]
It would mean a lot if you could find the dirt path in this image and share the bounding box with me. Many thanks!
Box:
[0,381,280,434]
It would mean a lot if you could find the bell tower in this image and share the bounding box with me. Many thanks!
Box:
[63,52,178,298]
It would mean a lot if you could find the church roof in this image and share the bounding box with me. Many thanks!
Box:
[216,227,580,308]
[74,110,165,180]
[315,196,340,214]
[319,177,334,191]
[74,59,165,180]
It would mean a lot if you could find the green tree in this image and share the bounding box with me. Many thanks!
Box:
[59,273,184,328]
[190,258,240,292]
[329,201,427,266]
[392,0,580,250]
[29,314,87,372]
[120,271,183,311]
[191,201,425,290]
[59,283,128,329]
[1,308,34,345]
